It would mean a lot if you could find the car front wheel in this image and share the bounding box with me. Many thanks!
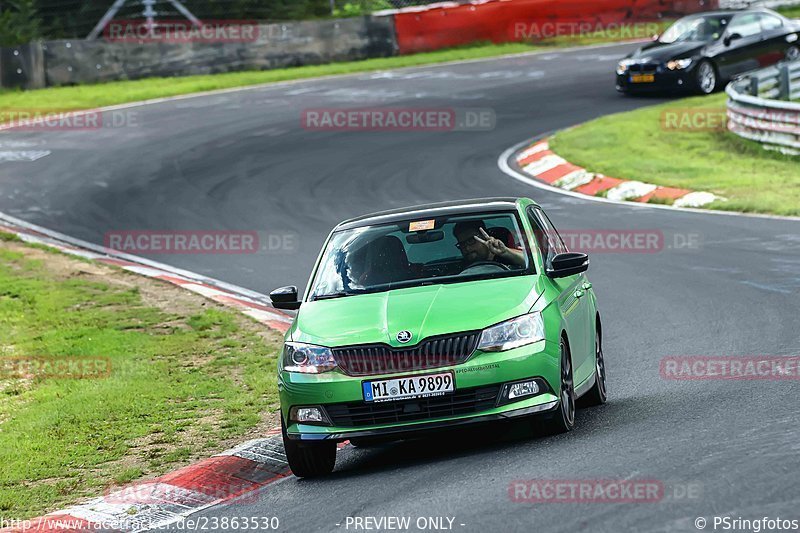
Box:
[695,60,718,95]
[282,419,336,478]
[540,338,576,434]
[580,327,608,407]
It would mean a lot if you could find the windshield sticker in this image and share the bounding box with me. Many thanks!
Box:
[409,219,436,232]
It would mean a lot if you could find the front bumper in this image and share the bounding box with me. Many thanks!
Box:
[280,339,561,442]
[288,400,559,441]
[616,67,695,93]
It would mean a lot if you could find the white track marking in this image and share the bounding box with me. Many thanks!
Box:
[0,150,51,162]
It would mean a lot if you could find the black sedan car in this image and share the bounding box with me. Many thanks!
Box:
[616,8,800,95]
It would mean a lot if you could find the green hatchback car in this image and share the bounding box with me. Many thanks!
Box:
[270,197,607,477]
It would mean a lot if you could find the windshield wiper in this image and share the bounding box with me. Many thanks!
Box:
[312,289,373,301]
[312,292,353,301]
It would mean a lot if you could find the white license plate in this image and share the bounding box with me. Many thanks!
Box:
[362,372,455,403]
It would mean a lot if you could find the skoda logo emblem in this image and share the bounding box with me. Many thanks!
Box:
[396,330,413,344]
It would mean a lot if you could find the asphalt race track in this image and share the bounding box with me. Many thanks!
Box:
[2,42,799,532]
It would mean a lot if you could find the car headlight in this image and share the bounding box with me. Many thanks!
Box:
[667,58,693,71]
[477,313,545,352]
[617,58,646,75]
[282,342,337,373]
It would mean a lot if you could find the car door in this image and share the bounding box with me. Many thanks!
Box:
[527,207,593,386]
[758,12,792,66]
[717,13,766,79]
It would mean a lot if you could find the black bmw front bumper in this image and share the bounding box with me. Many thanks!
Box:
[616,67,696,94]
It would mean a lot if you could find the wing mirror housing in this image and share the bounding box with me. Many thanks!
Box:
[724,32,742,47]
[270,285,301,310]
[547,252,589,278]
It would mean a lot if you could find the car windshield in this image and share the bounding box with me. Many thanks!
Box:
[659,14,731,43]
[309,212,532,300]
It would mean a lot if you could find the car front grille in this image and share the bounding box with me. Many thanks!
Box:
[628,63,658,74]
[324,385,502,427]
[332,332,480,376]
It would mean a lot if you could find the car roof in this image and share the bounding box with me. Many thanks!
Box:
[336,197,532,231]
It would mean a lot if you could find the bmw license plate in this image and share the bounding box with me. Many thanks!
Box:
[630,74,655,83]
[363,372,455,403]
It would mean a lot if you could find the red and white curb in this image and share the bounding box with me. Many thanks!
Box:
[515,139,724,208]
[0,213,357,532]
[2,432,353,532]
[0,212,293,333]
[1,432,288,533]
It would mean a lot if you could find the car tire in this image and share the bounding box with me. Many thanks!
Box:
[695,60,718,95]
[281,418,336,478]
[540,337,576,435]
[579,326,608,407]
[787,45,800,62]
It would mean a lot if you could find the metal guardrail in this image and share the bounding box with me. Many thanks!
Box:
[726,60,800,155]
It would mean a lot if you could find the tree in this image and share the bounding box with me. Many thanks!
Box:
[0,0,41,46]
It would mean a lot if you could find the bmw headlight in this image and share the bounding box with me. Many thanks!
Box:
[477,313,545,352]
[282,342,337,373]
[616,58,642,75]
[667,58,693,71]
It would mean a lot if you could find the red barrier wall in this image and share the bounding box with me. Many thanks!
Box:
[393,0,719,54]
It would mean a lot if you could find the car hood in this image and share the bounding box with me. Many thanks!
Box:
[291,276,542,348]
[629,41,706,62]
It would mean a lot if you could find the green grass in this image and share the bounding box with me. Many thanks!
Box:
[778,6,800,18]
[0,22,669,117]
[0,240,283,519]
[550,94,800,216]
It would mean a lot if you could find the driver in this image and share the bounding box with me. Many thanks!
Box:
[453,220,526,269]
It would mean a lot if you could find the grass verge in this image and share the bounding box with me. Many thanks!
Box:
[0,235,283,519]
[0,22,670,117]
[550,94,800,216]
[780,6,800,18]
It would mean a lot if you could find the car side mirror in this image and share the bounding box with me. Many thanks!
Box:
[547,252,589,279]
[724,32,742,46]
[270,285,301,310]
